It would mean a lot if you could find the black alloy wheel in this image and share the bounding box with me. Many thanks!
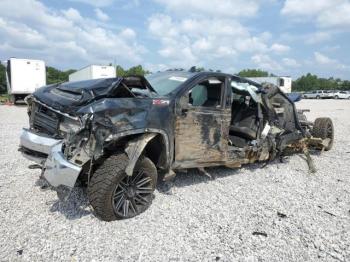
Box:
[112,169,155,218]
[88,153,157,221]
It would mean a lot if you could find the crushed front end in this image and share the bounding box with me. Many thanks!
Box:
[19,76,158,197]
[19,97,89,191]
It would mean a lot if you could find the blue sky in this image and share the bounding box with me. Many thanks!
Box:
[0,0,349,79]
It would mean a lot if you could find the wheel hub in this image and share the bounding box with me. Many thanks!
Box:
[112,169,154,218]
[126,186,136,198]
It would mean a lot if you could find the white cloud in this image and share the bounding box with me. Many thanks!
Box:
[305,31,333,44]
[281,0,337,16]
[270,43,290,54]
[280,31,334,46]
[69,0,116,7]
[148,14,269,68]
[0,18,47,49]
[153,0,260,18]
[314,52,350,71]
[251,54,283,72]
[94,8,109,21]
[317,3,350,28]
[282,0,350,28]
[282,58,300,68]
[314,52,337,65]
[322,45,341,52]
[70,0,140,8]
[119,28,136,39]
[0,0,145,68]
[62,8,83,22]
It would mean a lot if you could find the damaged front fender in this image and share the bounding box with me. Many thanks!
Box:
[124,133,157,176]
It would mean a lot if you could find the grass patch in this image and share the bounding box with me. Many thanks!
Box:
[0,94,9,103]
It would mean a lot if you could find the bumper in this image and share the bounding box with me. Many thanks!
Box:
[19,129,82,188]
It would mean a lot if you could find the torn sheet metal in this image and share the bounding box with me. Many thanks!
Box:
[124,133,157,176]
[231,82,262,103]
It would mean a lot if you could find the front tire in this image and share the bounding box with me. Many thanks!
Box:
[335,95,339,99]
[88,153,157,221]
[312,118,334,151]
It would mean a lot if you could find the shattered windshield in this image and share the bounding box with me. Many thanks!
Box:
[146,71,195,96]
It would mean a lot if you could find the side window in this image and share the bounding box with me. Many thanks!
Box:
[188,77,223,108]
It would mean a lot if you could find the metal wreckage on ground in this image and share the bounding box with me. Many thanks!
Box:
[19,70,334,221]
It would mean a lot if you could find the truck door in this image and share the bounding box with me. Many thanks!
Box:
[174,76,231,168]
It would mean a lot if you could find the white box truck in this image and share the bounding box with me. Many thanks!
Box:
[248,76,292,93]
[69,65,116,82]
[6,58,46,103]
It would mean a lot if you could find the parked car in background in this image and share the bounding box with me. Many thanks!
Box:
[325,90,335,99]
[332,91,350,99]
[303,90,332,99]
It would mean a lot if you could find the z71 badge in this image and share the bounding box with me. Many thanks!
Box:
[152,99,170,105]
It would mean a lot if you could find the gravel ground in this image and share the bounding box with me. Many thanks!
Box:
[0,100,349,261]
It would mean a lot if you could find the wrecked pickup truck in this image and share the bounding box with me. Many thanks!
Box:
[19,70,334,221]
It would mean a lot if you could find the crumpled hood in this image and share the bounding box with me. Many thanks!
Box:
[78,98,154,133]
[32,78,122,113]
[32,77,156,114]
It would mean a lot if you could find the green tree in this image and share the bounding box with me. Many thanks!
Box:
[126,65,150,76]
[46,67,76,84]
[116,65,149,77]
[0,62,7,94]
[237,69,272,77]
[116,65,126,76]
[292,73,348,92]
[341,80,350,90]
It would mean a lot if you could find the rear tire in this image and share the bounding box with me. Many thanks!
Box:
[88,153,157,221]
[316,95,321,99]
[312,118,334,151]
[297,110,307,124]
[335,95,339,99]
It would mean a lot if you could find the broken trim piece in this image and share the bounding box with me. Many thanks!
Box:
[124,133,157,176]
[106,128,172,167]
[231,82,262,103]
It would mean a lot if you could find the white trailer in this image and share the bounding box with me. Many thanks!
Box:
[248,76,292,93]
[69,65,116,82]
[6,58,46,103]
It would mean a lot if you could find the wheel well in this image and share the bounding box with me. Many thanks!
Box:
[78,132,168,184]
[103,132,168,169]
[143,134,168,169]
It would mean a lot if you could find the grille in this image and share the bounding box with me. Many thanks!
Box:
[32,103,60,136]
